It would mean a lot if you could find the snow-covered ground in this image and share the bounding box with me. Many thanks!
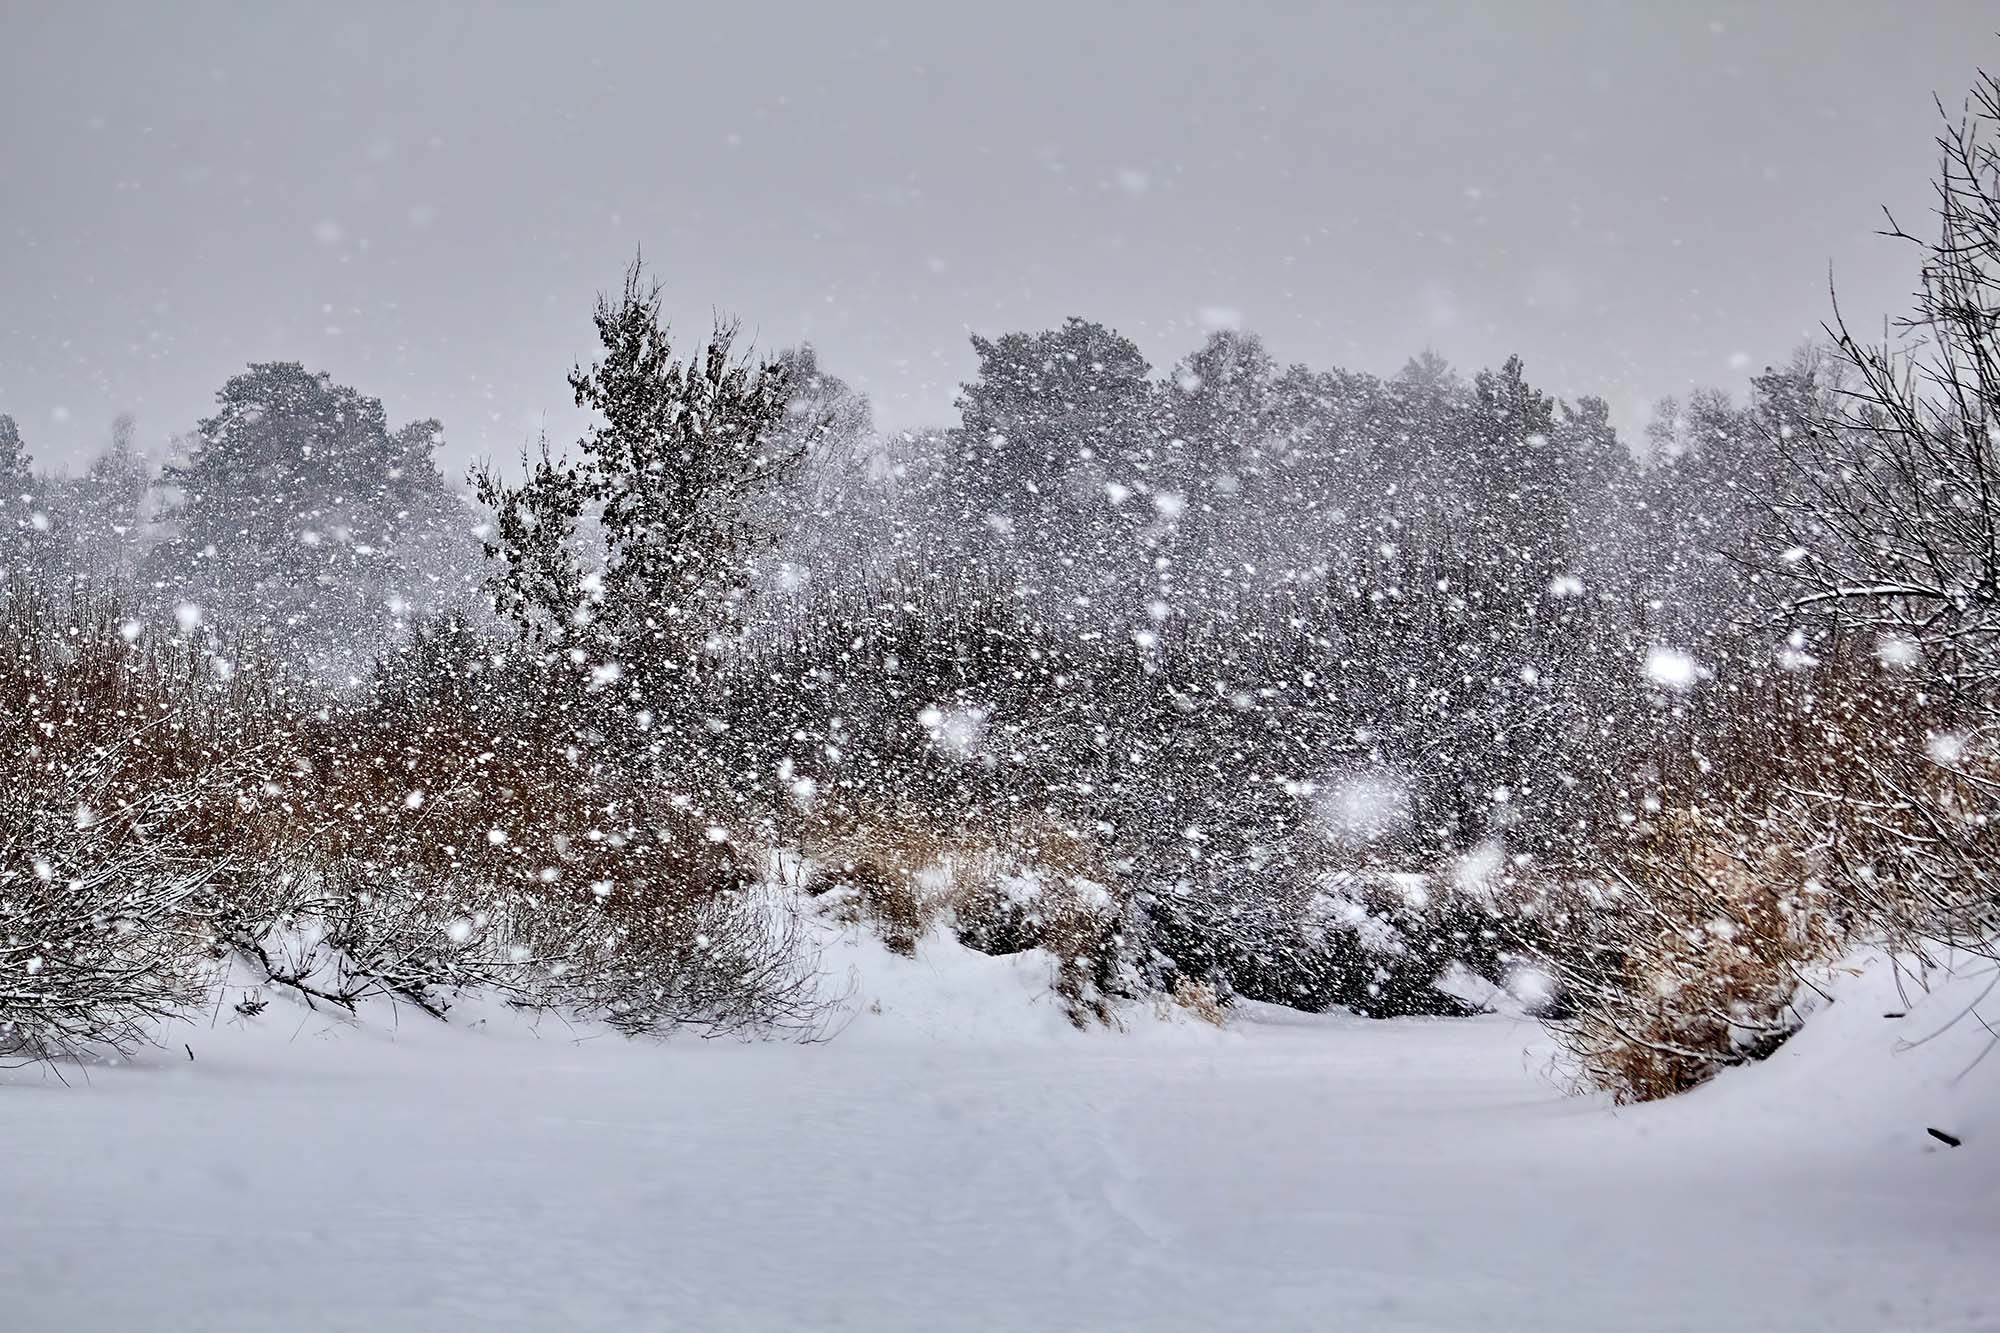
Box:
[3,932,1995,1332]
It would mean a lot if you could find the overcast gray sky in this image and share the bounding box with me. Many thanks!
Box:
[3,2,1994,473]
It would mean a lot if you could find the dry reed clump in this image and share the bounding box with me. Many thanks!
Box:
[1164,976,1229,1026]
[789,800,964,954]
[795,799,1129,1026]
[1545,810,1846,1103]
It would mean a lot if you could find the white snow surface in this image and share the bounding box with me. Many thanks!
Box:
[3,932,1995,1332]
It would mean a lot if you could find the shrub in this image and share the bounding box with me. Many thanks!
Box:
[277,619,832,1037]
[0,591,834,1058]
[1541,810,1845,1102]
[0,581,301,1057]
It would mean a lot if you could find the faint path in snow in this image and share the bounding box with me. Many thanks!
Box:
[1,940,1995,1332]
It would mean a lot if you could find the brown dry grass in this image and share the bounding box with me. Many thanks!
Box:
[794,796,1128,1025]
[1551,810,1846,1103]
[1165,976,1229,1027]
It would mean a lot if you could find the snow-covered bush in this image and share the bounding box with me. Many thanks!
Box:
[0,582,301,1057]
[1523,70,2000,1102]
[1129,854,1505,1020]
[0,583,834,1059]
[1,755,220,1059]
[276,616,832,1038]
[1753,72,2000,974]
[1541,809,1845,1103]
[949,832,1127,1027]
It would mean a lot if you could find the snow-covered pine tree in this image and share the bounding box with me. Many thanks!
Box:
[146,363,472,684]
[475,259,827,732]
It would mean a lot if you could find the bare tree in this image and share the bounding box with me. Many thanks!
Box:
[1764,67,2000,963]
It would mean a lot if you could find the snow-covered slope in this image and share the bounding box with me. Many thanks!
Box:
[2,934,1993,1332]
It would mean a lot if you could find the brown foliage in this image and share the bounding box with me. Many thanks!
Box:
[1,589,828,1059]
[794,795,1127,1026]
[1548,809,1846,1102]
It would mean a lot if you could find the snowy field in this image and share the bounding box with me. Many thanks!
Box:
[4,933,1994,1333]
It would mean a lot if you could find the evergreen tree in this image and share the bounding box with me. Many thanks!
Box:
[148,363,469,682]
[58,413,155,580]
[1158,331,1281,606]
[475,260,823,729]
[952,318,1154,553]
[0,414,50,584]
